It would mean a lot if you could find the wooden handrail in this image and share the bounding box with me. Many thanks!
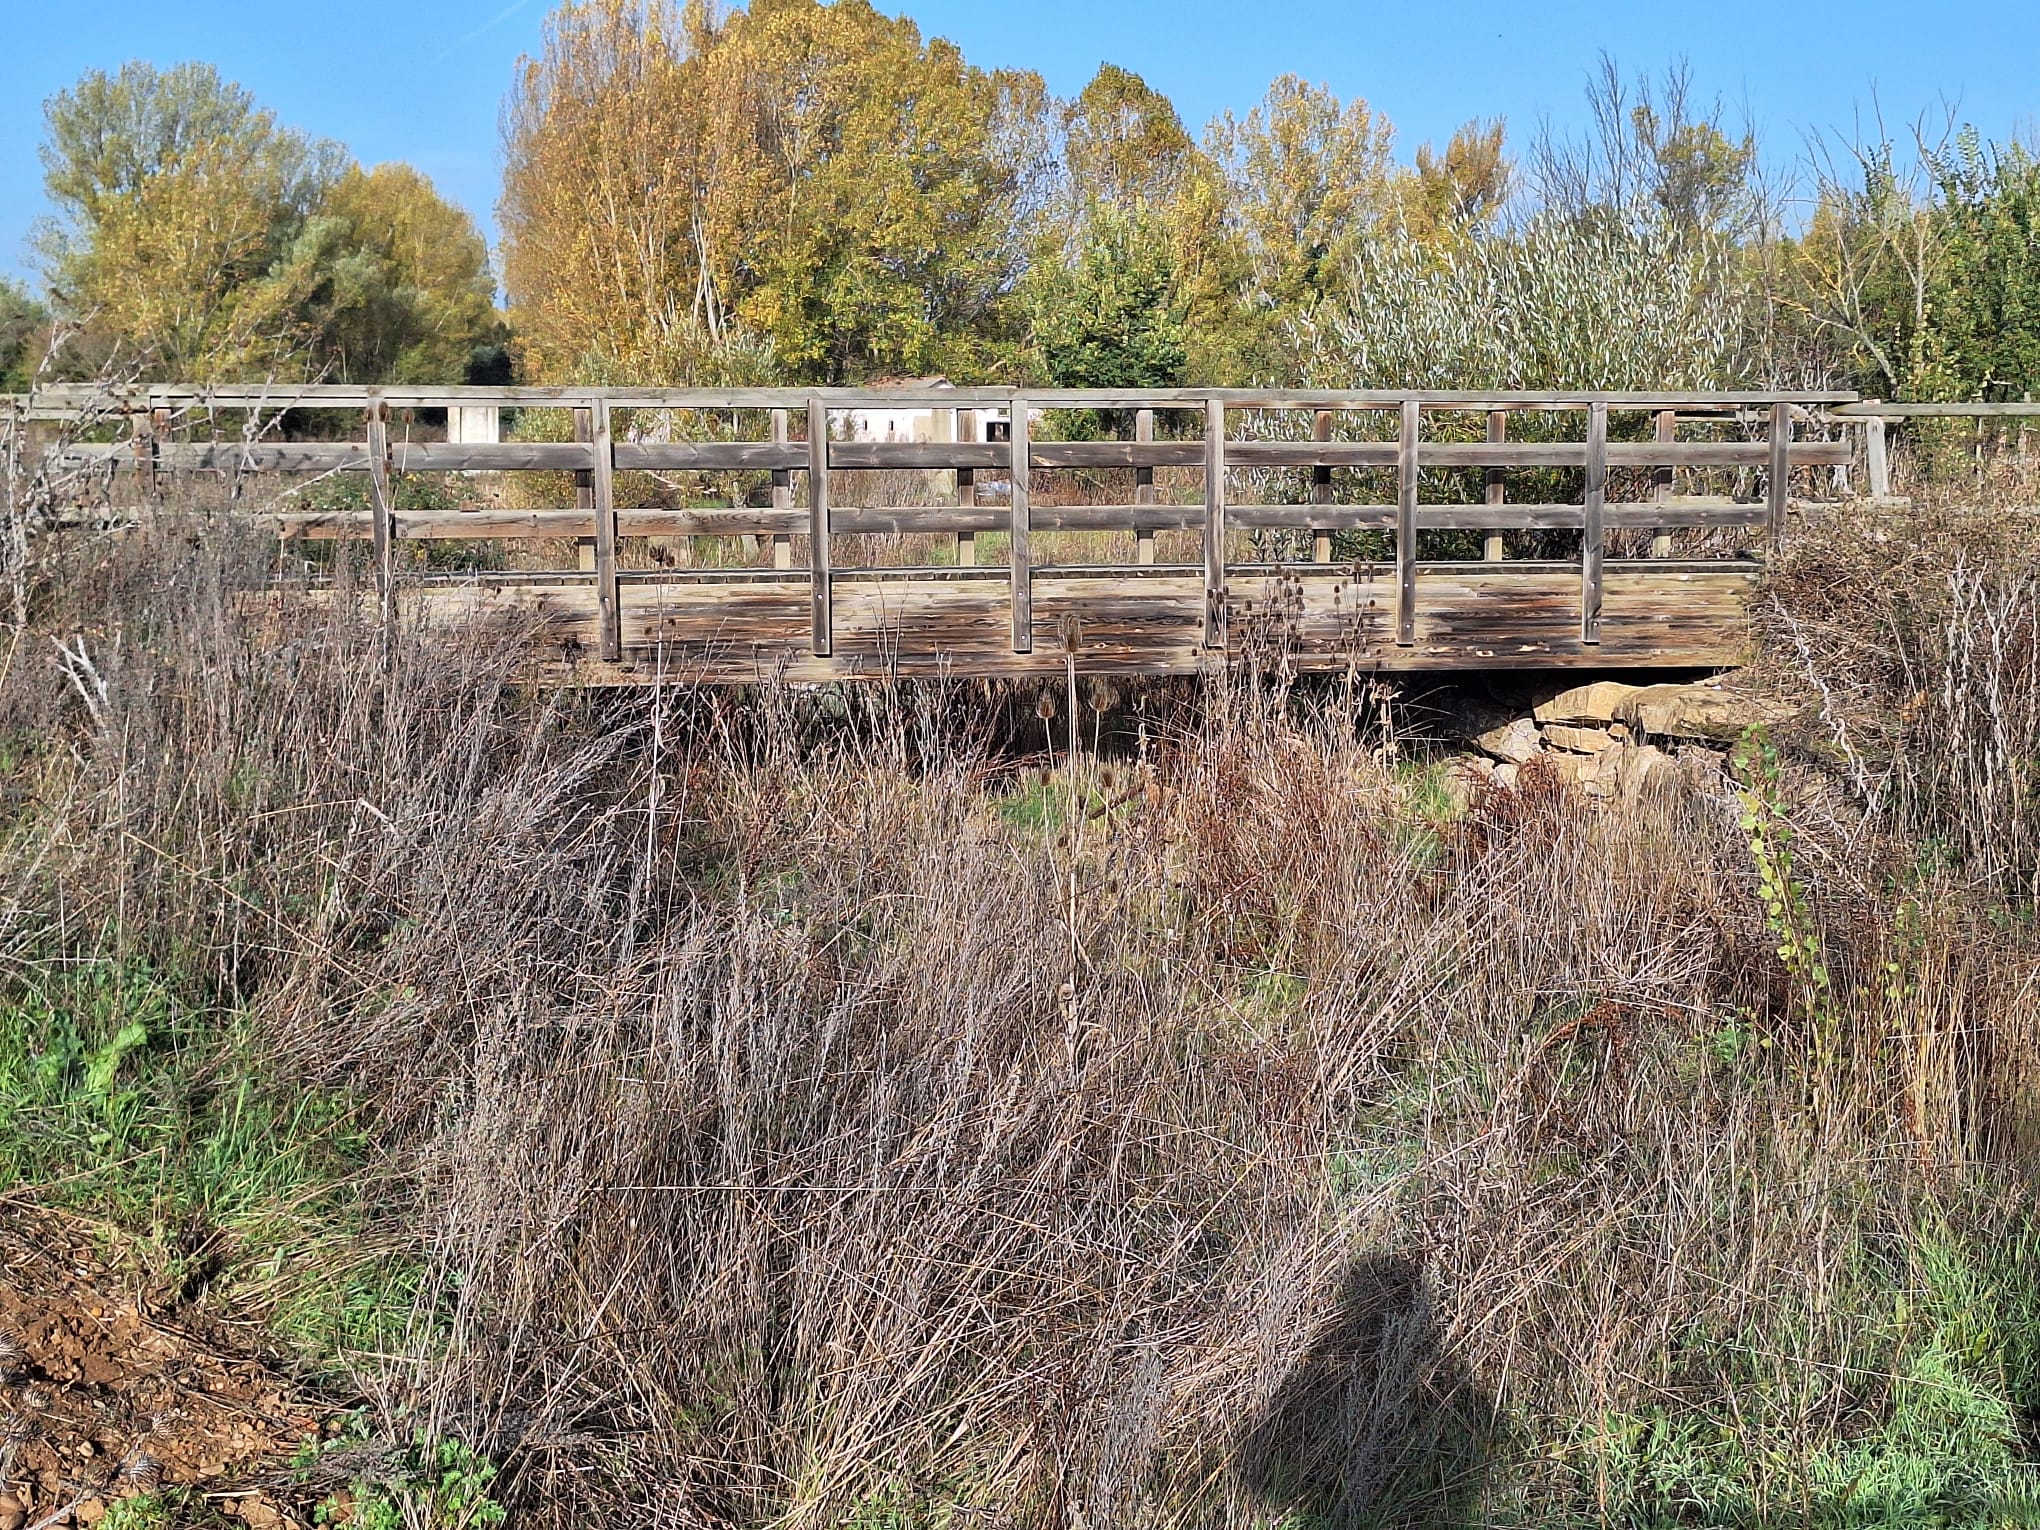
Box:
[18,384,1859,417]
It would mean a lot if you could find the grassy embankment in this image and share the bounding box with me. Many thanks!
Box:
[1,488,2037,1528]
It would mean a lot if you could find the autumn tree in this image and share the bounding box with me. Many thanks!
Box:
[501,0,1048,384]
[726,0,1044,381]
[1400,118,1512,239]
[303,164,505,384]
[37,61,501,383]
[1208,77,1398,315]
[37,62,346,377]
[1061,64,1195,214]
[499,0,748,382]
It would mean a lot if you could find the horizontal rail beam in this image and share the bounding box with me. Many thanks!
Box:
[23,383,1860,419]
[1831,401,2040,418]
[263,495,1784,542]
[60,438,1853,474]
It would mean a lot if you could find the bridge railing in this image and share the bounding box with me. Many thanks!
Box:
[15,385,1853,664]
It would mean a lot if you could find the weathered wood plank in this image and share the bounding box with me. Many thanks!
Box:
[62,431,1851,476]
[366,404,394,639]
[616,442,804,471]
[357,564,1759,681]
[264,497,1776,542]
[1866,415,1891,497]
[43,382,1854,418]
[1652,408,1675,558]
[1311,410,1334,564]
[573,408,596,575]
[395,443,596,472]
[955,407,977,567]
[1135,408,1157,566]
[1484,410,1505,561]
[1205,398,1226,648]
[1767,401,1791,544]
[770,408,793,569]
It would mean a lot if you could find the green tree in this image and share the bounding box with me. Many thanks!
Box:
[0,280,49,392]
[1028,203,1185,389]
[1929,130,2040,399]
[302,164,504,384]
[37,61,345,377]
[1531,57,1761,241]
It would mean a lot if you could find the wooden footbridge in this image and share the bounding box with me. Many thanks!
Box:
[24,384,1857,681]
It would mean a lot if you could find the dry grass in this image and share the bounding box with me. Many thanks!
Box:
[0,494,2036,1528]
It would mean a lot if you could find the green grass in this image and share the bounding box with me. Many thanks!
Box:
[0,954,410,1364]
[1554,1216,2040,1529]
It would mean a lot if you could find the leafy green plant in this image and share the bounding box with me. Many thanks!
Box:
[100,1493,177,1530]
[312,1430,508,1530]
[1733,726,1840,1088]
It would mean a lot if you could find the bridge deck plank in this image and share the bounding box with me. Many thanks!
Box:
[297,565,1753,681]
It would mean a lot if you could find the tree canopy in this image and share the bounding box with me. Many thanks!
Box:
[33,61,501,383]
[28,22,2040,403]
[500,0,1046,385]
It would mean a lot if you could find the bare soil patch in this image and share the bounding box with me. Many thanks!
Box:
[0,1204,326,1529]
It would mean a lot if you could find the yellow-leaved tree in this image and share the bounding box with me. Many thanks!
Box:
[37,62,345,378]
[37,61,502,382]
[500,0,1050,384]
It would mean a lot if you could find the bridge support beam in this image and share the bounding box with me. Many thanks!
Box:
[1396,398,1418,645]
[366,399,394,646]
[592,399,619,662]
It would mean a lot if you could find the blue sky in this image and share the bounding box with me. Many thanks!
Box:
[6,0,2039,289]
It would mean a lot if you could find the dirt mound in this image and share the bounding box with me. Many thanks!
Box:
[0,1205,323,1529]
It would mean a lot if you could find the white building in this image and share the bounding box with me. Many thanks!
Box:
[844,377,1009,444]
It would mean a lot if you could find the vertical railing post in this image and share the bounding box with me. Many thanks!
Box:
[1483,409,1506,562]
[591,397,620,661]
[1134,407,1156,565]
[770,407,793,570]
[1009,394,1032,653]
[1396,397,1418,646]
[1311,409,1333,564]
[808,396,832,656]
[130,410,157,505]
[1865,412,1891,498]
[955,407,977,567]
[572,406,596,573]
[1651,407,1676,558]
[1768,400,1792,545]
[1203,396,1226,648]
[365,399,395,644]
[1581,400,1607,645]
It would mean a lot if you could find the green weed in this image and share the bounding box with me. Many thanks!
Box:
[0,955,409,1365]
[309,1422,508,1530]
[1569,1214,2040,1529]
